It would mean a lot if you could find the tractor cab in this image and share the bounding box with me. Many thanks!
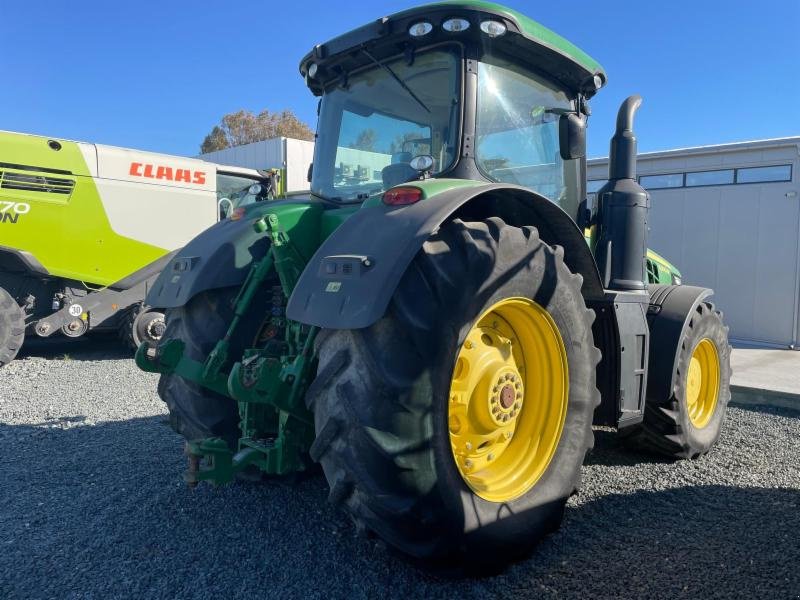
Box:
[303,1,604,220]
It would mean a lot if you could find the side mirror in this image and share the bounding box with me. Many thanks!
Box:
[218,197,233,219]
[559,113,586,160]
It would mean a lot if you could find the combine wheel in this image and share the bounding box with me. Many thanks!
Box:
[623,302,731,458]
[157,286,271,449]
[308,218,600,567]
[122,303,166,349]
[0,287,25,367]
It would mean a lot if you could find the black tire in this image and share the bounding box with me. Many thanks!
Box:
[307,218,600,567]
[0,287,25,367]
[623,302,731,458]
[120,303,165,350]
[157,286,271,449]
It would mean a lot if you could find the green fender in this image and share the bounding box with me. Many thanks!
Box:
[286,182,605,329]
[146,199,323,309]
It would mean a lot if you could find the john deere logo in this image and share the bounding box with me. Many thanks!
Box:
[0,201,30,224]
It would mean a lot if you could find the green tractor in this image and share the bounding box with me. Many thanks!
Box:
[137,1,731,567]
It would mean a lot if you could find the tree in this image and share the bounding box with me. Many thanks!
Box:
[350,129,377,152]
[200,109,314,153]
[389,131,428,155]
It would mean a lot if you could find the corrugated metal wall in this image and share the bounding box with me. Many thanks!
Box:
[589,139,800,348]
[199,138,314,193]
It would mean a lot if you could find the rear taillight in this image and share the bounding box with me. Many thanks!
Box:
[382,186,423,206]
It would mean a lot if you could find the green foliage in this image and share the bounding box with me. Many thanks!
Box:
[200,109,315,153]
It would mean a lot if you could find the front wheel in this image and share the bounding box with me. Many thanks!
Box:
[307,218,600,567]
[623,302,731,458]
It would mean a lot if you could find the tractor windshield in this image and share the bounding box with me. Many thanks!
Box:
[312,46,461,202]
[475,55,581,217]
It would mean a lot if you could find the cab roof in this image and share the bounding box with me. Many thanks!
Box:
[300,1,606,98]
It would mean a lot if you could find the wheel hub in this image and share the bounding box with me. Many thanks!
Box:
[448,297,569,503]
[685,338,720,429]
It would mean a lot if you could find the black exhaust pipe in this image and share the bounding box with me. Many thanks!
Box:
[594,95,650,291]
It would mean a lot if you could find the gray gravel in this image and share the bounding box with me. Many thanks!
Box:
[1,337,799,599]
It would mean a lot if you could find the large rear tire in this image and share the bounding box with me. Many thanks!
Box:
[623,302,731,458]
[157,286,271,449]
[0,287,25,367]
[307,218,600,567]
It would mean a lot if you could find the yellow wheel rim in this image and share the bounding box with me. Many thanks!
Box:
[685,338,720,429]
[448,297,569,503]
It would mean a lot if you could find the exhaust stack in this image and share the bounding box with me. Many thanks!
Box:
[594,95,650,291]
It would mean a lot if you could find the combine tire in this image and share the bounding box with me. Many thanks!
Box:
[121,303,165,350]
[623,302,731,458]
[0,287,25,367]
[308,218,600,567]
[157,286,270,449]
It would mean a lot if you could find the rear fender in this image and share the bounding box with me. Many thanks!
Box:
[145,216,270,309]
[646,284,713,401]
[286,183,604,329]
[146,200,321,309]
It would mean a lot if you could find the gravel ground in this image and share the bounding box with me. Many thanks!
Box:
[1,337,799,599]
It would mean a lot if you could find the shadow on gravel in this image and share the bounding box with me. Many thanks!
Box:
[586,404,800,468]
[0,415,797,599]
[583,428,675,467]
[17,334,131,362]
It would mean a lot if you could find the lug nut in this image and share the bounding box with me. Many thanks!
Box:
[487,453,494,461]
[465,442,473,450]
[464,459,473,469]
[464,341,473,349]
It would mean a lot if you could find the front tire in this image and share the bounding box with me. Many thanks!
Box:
[0,287,25,367]
[623,302,731,458]
[307,218,600,566]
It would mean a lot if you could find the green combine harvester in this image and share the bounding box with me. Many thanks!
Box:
[137,1,732,568]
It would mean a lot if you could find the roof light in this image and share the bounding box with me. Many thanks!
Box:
[307,63,318,78]
[383,186,423,206]
[443,18,470,33]
[593,74,604,89]
[409,155,434,172]
[408,21,433,37]
[480,20,507,38]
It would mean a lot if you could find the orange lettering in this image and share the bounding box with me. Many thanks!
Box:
[156,166,173,180]
[143,164,154,178]
[174,169,191,183]
[129,162,143,176]
[193,171,206,185]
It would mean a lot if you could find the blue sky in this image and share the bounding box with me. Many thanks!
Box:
[3,1,798,158]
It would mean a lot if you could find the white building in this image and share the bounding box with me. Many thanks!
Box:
[200,137,315,194]
[589,137,800,349]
